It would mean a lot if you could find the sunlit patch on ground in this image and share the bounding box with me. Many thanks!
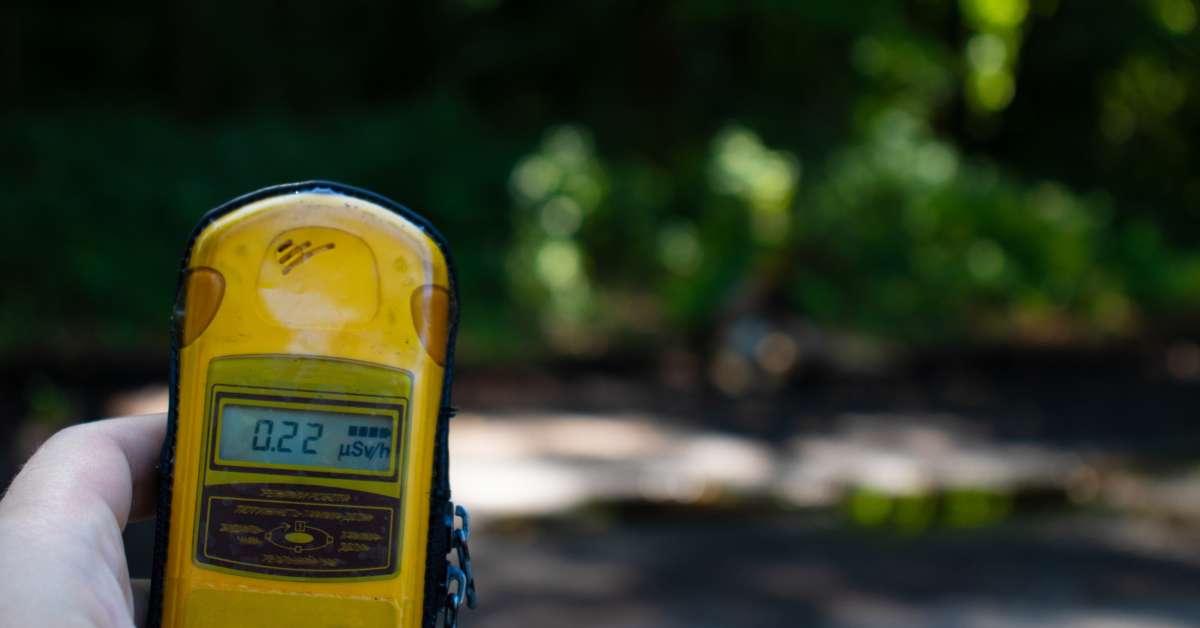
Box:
[450,410,1078,521]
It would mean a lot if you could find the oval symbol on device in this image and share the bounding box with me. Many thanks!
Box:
[285,531,315,545]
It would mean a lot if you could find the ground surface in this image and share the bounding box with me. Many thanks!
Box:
[12,348,1200,627]
[124,510,1200,628]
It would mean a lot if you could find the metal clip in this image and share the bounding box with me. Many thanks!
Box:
[442,503,477,627]
[451,505,477,609]
[444,564,466,628]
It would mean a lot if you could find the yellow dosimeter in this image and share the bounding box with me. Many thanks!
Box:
[149,182,475,628]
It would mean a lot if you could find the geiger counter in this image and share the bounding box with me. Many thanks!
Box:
[149,182,476,628]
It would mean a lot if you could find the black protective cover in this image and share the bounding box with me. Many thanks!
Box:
[147,181,460,628]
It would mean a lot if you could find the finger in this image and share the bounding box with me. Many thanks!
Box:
[96,414,169,522]
[1,414,167,528]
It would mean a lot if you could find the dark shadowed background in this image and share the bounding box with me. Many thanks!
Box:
[4,1,1200,626]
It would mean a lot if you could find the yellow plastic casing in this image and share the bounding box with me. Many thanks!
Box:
[158,187,454,628]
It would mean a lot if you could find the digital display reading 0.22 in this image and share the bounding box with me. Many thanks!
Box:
[218,404,395,472]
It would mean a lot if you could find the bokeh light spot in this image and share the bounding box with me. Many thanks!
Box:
[512,155,561,205]
[1155,0,1197,33]
[536,240,584,290]
[967,33,1008,74]
[540,196,584,237]
[963,0,1030,29]
[658,221,703,275]
[972,70,1016,111]
[967,240,1007,282]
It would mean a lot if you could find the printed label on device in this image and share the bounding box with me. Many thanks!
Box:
[197,483,399,578]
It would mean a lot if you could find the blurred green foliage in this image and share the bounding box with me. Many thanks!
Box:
[2,0,1199,362]
[847,487,1013,532]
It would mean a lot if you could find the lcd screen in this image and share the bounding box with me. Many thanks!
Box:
[218,404,395,472]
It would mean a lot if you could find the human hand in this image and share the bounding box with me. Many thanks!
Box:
[0,414,165,628]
